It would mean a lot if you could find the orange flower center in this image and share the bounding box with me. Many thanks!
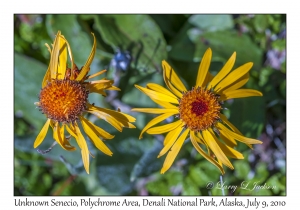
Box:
[38,79,88,123]
[179,87,221,132]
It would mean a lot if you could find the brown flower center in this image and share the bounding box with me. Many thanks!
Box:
[38,79,89,123]
[179,87,221,132]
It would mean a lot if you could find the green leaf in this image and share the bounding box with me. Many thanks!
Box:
[130,140,164,181]
[188,30,263,71]
[95,127,153,195]
[91,14,168,72]
[229,96,265,138]
[188,15,234,32]
[14,53,47,129]
[233,160,251,179]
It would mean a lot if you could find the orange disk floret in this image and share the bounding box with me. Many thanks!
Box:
[179,87,221,132]
[38,79,89,123]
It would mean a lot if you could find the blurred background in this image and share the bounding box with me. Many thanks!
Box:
[14,14,286,196]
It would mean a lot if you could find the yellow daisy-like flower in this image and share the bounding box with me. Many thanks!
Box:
[34,31,136,174]
[132,48,263,174]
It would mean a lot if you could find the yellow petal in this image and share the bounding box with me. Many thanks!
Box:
[147,83,178,99]
[217,123,262,145]
[89,104,135,122]
[202,129,234,169]
[87,70,107,80]
[221,73,249,93]
[162,60,187,92]
[42,66,51,88]
[34,119,51,148]
[209,130,243,159]
[80,117,113,156]
[80,117,114,139]
[66,124,78,139]
[135,85,179,104]
[158,124,183,157]
[208,52,236,89]
[219,132,237,148]
[151,98,178,109]
[131,108,178,114]
[59,34,75,71]
[162,67,183,98]
[139,113,178,139]
[215,62,253,92]
[161,129,189,174]
[220,89,263,100]
[74,123,90,174]
[190,131,225,174]
[87,80,114,93]
[106,86,121,91]
[53,123,76,151]
[57,36,67,79]
[87,109,123,132]
[76,32,96,81]
[147,120,182,135]
[50,31,61,79]
[195,48,212,88]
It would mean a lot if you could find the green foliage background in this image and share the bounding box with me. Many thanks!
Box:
[14,14,286,196]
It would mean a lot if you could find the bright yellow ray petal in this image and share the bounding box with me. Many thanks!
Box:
[147,120,183,135]
[131,108,179,114]
[135,85,179,104]
[80,117,113,156]
[162,67,183,98]
[190,131,225,174]
[59,34,75,71]
[34,119,51,148]
[87,70,107,80]
[52,123,75,151]
[208,52,236,89]
[76,32,96,81]
[87,109,123,132]
[215,62,253,92]
[139,112,178,139]
[219,132,237,148]
[66,125,78,139]
[74,124,90,174]
[59,125,76,150]
[162,60,187,92]
[80,117,114,139]
[220,89,263,100]
[221,73,249,93]
[106,86,121,91]
[147,83,178,99]
[42,66,51,88]
[57,36,67,79]
[89,104,135,122]
[161,129,189,174]
[217,123,262,145]
[202,129,234,169]
[209,129,243,159]
[50,31,61,79]
[158,124,184,157]
[195,48,212,88]
[152,98,178,109]
[87,80,114,93]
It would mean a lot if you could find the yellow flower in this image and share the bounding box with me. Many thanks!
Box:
[34,31,136,174]
[132,48,263,174]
